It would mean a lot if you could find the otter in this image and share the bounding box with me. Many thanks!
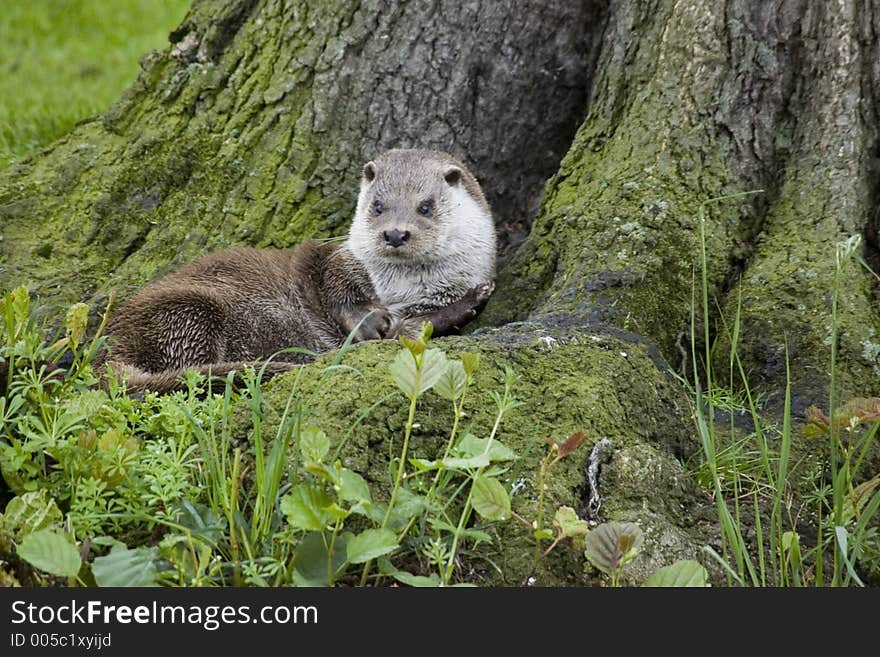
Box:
[100,149,496,394]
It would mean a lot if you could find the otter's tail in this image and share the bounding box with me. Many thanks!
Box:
[104,361,297,396]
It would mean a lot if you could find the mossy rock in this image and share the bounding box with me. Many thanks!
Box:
[252,323,716,586]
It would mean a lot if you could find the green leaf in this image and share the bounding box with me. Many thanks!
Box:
[292,532,347,587]
[460,352,480,376]
[554,506,590,539]
[642,560,709,587]
[390,350,418,398]
[428,518,492,544]
[339,469,371,504]
[441,454,491,470]
[471,475,511,521]
[455,434,516,462]
[17,529,81,578]
[417,348,449,393]
[93,546,159,587]
[408,458,441,471]
[65,302,89,348]
[304,461,341,484]
[10,285,30,326]
[280,483,333,531]
[434,360,467,401]
[584,521,644,575]
[299,427,330,464]
[1,490,63,541]
[345,528,399,564]
[90,536,127,550]
[385,488,431,528]
[389,348,448,399]
[534,528,554,541]
[378,559,441,587]
[173,500,225,545]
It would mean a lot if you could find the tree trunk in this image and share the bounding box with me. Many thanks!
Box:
[3,0,880,584]
[0,0,602,302]
[483,0,880,408]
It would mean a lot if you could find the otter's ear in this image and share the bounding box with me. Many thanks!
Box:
[444,166,462,186]
[363,161,377,183]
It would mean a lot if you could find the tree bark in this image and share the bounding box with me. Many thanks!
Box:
[3,0,880,584]
[0,0,603,303]
[483,0,880,408]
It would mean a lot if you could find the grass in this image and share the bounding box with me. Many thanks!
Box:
[692,197,880,586]
[0,0,189,168]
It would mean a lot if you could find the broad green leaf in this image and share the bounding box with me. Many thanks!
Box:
[441,454,491,470]
[455,434,516,462]
[385,488,431,527]
[339,469,371,504]
[2,490,63,541]
[390,349,418,397]
[280,483,333,531]
[391,572,441,587]
[299,427,330,464]
[434,360,467,401]
[642,560,709,587]
[323,503,350,521]
[584,521,643,575]
[345,528,399,564]
[416,349,449,395]
[293,532,347,587]
[471,475,511,521]
[17,529,81,578]
[389,348,448,399]
[93,546,159,587]
[173,500,225,545]
[554,506,590,539]
[428,518,492,544]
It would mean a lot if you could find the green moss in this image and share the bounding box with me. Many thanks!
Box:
[254,326,713,585]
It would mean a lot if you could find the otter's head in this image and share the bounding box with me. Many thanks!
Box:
[347,150,496,276]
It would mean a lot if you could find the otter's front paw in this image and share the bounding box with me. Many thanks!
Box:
[461,281,495,318]
[471,281,495,307]
[354,306,392,341]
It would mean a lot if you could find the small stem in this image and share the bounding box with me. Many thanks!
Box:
[540,536,563,562]
[442,379,513,585]
[327,521,342,585]
[532,452,552,571]
[361,355,423,586]
[398,382,472,543]
[511,510,532,528]
[229,448,242,587]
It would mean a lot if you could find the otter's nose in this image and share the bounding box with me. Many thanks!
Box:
[383,229,410,248]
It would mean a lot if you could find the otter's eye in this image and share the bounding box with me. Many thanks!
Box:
[417,201,432,216]
[373,200,384,214]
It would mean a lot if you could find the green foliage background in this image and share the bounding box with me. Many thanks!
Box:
[0,0,189,167]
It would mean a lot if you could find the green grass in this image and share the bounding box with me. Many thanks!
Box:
[692,197,880,586]
[0,0,189,168]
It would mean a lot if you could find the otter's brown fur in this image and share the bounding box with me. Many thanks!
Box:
[100,149,496,394]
